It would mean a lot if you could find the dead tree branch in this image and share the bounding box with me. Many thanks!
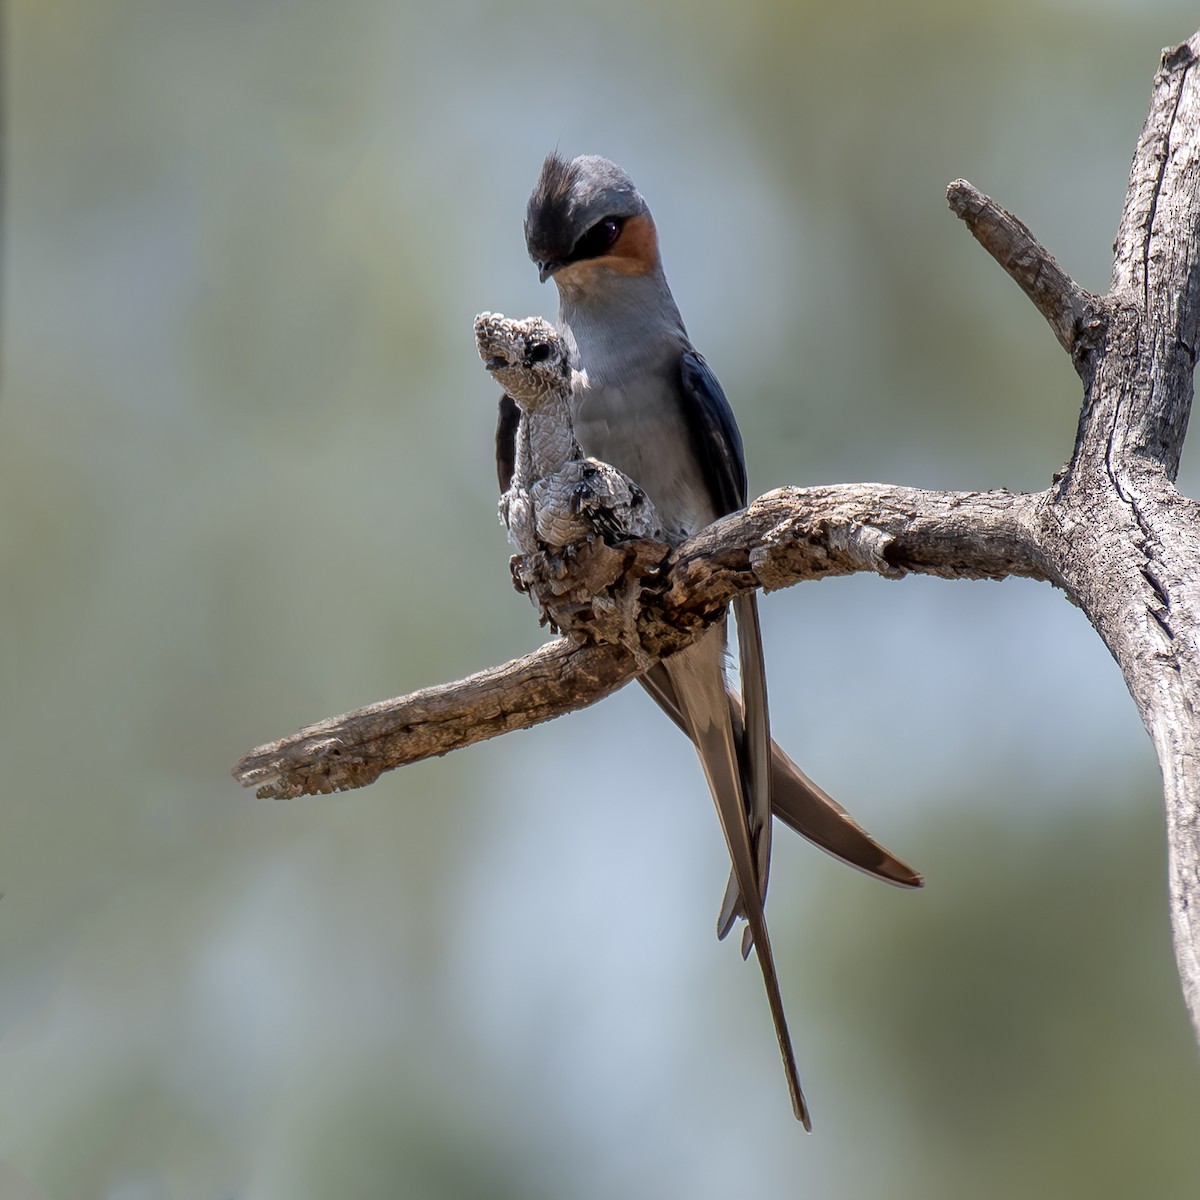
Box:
[234,32,1200,1044]
[951,37,1200,1034]
[234,484,1046,797]
[946,179,1104,363]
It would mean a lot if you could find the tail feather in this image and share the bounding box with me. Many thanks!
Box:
[638,666,923,891]
[734,594,773,899]
[663,628,811,1129]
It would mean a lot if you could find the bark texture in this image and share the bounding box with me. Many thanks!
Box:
[234,34,1200,1043]
[233,483,1047,796]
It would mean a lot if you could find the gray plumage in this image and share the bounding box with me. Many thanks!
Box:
[510,152,923,1128]
[526,151,808,1126]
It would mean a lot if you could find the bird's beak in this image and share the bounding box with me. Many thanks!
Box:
[537,260,562,284]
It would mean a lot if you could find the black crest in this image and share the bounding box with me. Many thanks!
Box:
[524,152,581,261]
[524,152,644,266]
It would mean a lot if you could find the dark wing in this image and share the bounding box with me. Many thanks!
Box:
[679,350,747,516]
[495,393,521,493]
[681,350,772,959]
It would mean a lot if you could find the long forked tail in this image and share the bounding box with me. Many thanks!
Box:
[637,669,924,891]
[663,628,811,1129]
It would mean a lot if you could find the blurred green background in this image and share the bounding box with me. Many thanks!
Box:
[3,0,1200,1196]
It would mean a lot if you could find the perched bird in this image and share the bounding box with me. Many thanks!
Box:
[475,311,661,554]
[499,152,922,1127]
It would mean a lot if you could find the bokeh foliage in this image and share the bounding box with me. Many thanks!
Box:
[2,0,1199,1196]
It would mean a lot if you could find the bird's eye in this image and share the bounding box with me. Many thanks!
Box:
[568,215,626,263]
[527,342,552,364]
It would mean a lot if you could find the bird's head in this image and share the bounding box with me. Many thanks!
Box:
[524,153,660,294]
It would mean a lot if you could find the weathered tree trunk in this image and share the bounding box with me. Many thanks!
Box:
[234,35,1200,1043]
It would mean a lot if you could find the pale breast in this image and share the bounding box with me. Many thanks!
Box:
[558,277,720,541]
[570,375,717,543]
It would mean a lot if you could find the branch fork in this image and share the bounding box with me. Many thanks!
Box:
[235,34,1200,1048]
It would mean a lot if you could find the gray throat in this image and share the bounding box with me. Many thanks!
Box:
[556,270,716,540]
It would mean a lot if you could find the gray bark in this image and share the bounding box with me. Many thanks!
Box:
[234,35,1200,1044]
